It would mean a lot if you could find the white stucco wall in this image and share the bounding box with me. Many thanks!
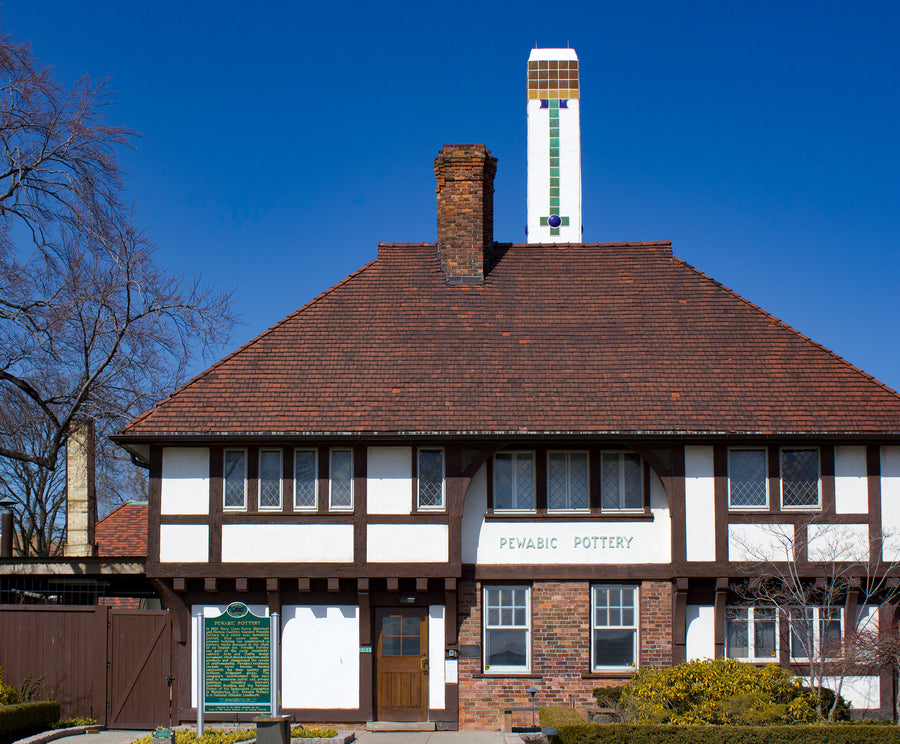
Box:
[161,447,210,515]
[728,523,794,562]
[366,524,449,563]
[428,605,445,710]
[221,524,353,563]
[685,605,715,660]
[281,605,360,709]
[856,604,880,635]
[461,465,488,564]
[159,524,208,563]
[834,446,868,514]
[882,447,900,561]
[684,446,716,562]
[807,523,869,563]
[820,676,880,710]
[367,447,412,515]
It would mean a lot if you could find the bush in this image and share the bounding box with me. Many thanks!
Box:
[132,726,339,744]
[593,686,625,707]
[620,658,821,725]
[0,701,61,741]
[540,706,587,729]
[550,724,900,744]
[0,667,19,706]
[50,716,98,729]
[291,727,338,738]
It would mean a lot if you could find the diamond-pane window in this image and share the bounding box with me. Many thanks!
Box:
[418,449,444,509]
[223,450,246,509]
[548,452,589,511]
[259,449,282,509]
[781,448,820,508]
[493,453,535,511]
[600,453,643,510]
[330,449,353,510]
[294,449,317,510]
[729,449,768,508]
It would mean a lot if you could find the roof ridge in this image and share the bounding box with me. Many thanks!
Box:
[671,255,900,400]
[123,258,380,432]
[97,499,145,523]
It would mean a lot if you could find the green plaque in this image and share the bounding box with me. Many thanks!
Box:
[204,602,271,712]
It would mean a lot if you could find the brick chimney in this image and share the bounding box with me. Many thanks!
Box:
[434,144,497,284]
[64,419,97,558]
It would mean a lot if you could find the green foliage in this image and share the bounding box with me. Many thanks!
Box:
[817,687,851,722]
[593,686,625,707]
[540,706,588,728]
[619,658,822,725]
[290,726,338,738]
[50,716,98,729]
[17,673,52,703]
[132,726,339,744]
[0,701,61,740]
[551,724,900,744]
[0,667,19,705]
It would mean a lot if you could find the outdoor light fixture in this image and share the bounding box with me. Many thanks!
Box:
[527,685,539,728]
[0,496,15,559]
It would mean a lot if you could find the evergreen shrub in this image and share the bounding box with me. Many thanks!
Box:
[0,701,61,740]
[550,724,900,744]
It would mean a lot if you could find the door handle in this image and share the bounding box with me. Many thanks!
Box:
[420,656,429,674]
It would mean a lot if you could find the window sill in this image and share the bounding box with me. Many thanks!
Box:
[581,670,636,679]
[473,672,543,679]
[485,511,654,522]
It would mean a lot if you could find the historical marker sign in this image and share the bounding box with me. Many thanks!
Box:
[204,602,271,713]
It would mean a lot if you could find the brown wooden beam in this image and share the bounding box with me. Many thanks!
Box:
[328,577,340,593]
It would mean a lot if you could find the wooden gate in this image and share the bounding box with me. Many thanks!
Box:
[107,610,173,729]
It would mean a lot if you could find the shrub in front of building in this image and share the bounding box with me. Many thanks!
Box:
[0,668,18,706]
[0,701,61,742]
[540,705,589,729]
[550,724,900,744]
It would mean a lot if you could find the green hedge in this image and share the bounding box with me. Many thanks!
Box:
[551,724,900,744]
[0,700,61,740]
[541,706,588,729]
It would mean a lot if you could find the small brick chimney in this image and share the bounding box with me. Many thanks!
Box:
[434,144,497,285]
[64,419,97,558]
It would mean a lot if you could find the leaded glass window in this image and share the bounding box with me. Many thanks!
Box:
[483,585,530,671]
[294,449,318,510]
[781,448,820,508]
[548,452,589,511]
[725,607,777,661]
[789,606,842,660]
[592,585,638,669]
[417,449,444,509]
[493,453,535,511]
[728,449,768,509]
[600,452,643,510]
[259,449,282,510]
[223,449,246,509]
[329,448,353,510]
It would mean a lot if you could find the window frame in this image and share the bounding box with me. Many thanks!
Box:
[724,605,778,662]
[591,584,639,672]
[547,450,590,512]
[223,448,248,511]
[416,447,445,511]
[599,451,644,512]
[780,447,822,511]
[492,451,537,512]
[482,584,531,673]
[293,447,319,512]
[788,605,843,661]
[329,447,354,512]
[257,448,283,511]
[727,447,769,511]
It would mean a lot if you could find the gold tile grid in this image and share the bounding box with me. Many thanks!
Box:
[527,59,579,99]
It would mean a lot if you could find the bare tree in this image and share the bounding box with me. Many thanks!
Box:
[0,31,234,551]
[733,521,900,720]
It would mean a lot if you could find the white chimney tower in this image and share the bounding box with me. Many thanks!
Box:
[526,48,582,243]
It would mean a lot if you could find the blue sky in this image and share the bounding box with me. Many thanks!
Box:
[4,1,899,392]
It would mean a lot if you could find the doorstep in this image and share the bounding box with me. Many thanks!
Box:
[364,722,436,732]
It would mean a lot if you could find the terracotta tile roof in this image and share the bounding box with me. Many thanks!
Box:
[95,501,147,557]
[119,242,900,438]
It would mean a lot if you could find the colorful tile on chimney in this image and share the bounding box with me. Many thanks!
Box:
[527,48,581,243]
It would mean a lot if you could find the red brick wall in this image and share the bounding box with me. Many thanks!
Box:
[457,579,673,730]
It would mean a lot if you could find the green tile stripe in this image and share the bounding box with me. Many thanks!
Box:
[542,98,569,237]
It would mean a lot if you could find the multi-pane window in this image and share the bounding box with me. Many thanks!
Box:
[592,585,638,670]
[725,607,777,661]
[781,448,820,509]
[600,452,643,510]
[548,452,589,511]
[223,449,247,509]
[483,586,530,672]
[789,606,842,660]
[294,449,318,510]
[329,448,353,510]
[493,453,536,511]
[728,449,768,509]
[417,449,444,510]
[258,449,282,510]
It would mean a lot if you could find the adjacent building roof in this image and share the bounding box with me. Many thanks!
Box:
[118,241,900,439]
[95,501,148,557]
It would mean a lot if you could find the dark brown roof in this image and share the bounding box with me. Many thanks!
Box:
[119,242,900,438]
[95,501,147,557]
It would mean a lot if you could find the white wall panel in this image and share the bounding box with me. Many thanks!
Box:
[366,524,449,563]
[820,676,880,710]
[728,523,794,562]
[882,447,900,561]
[428,605,445,710]
[221,524,353,563]
[159,524,208,563]
[461,465,488,564]
[685,446,716,562]
[367,447,412,515]
[281,605,359,709]
[161,447,210,515]
[835,446,868,514]
[807,523,869,562]
[685,605,715,660]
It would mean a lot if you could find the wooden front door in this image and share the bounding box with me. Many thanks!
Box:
[376,608,428,721]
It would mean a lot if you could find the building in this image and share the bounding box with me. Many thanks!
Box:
[113,50,900,729]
